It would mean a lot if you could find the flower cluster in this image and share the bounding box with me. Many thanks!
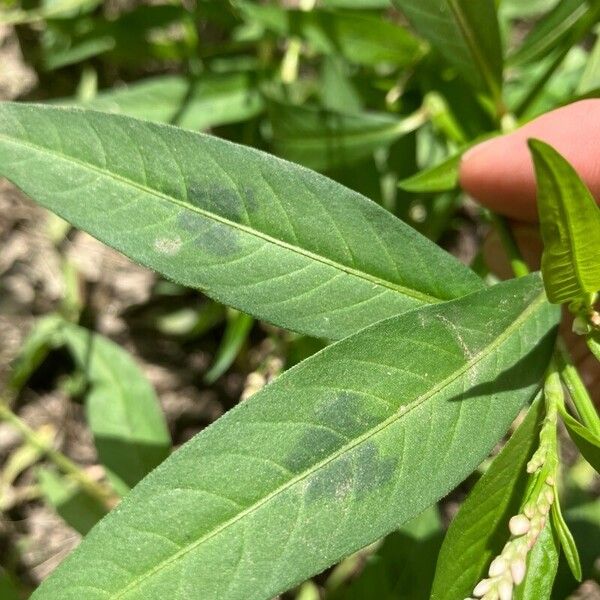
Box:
[466,373,561,600]
[464,476,555,600]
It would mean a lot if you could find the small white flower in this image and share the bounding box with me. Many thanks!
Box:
[510,559,526,585]
[498,579,513,600]
[509,514,530,536]
[473,578,493,597]
[489,557,507,577]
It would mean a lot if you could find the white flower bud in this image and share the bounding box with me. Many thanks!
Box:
[509,515,530,536]
[489,556,507,577]
[538,500,549,515]
[510,559,526,585]
[545,475,555,486]
[544,488,554,504]
[498,579,513,600]
[473,578,493,597]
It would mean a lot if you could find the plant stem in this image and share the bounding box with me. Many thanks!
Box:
[490,216,600,433]
[0,397,116,510]
[554,340,600,437]
[490,214,530,278]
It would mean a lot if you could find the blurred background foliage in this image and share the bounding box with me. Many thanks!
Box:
[0,0,598,597]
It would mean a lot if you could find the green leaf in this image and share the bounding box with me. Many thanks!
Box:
[551,491,582,582]
[552,500,600,598]
[514,519,560,600]
[319,56,363,115]
[0,568,21,600]
[391,0,503,99]
[508,0,589,66]
[60,323,171,491]
[235,2,426,68]
[529,139,600,305]
[587,331,600,362]
[37,467,108,535]
[41,4,196,70]
[431,396,545,600]
[58,74,264,130]
[0,0,100,24]
[33,275,558,600]
[204,311,254,384]
[268,99,426,171]
[330,507,443,600]
[577,29,600,95]
[559,406,600,473]
[499,0,559,19]
[7,314,65,394]
[399,153,461,193]
[0,103,484,341]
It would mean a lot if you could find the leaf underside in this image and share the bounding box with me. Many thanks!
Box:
[391,0,503,97]
[529,139,600,304]
[33,275,558,600]
[0,103,483,340]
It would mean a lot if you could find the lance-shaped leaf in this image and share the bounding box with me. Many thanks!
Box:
[268,100,426,171]
[529,139,600,305]
[61,323,171,491]
[399,153,462,194]
[33,275,558,600]
[0,103,483,341]
[514,520,560,600]
[0,0,100,24]
[559,406,600,474]
[391,0,503,100]
[508,0,589,66]
[431,396,545,600]
[235,2,426,68]
[57,74,264,131]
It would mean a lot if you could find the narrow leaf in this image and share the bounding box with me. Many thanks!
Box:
[58,73,264,130]
[431,396,545,600]
[236,2,426,68]
[320,56,364,115]
[509,0,589,66]
[37,467,108,535]
[330,508,443,600]
[0,0,100,24]
[514,519,560,600]
[577,30,600,95]
[529,139,600,305]
[8,314,65,394]
[551,492,582,582]
[391,0,503,99]
[0,103,484,341]
[559,405,600,473]
[268,100,426,171]
[204,311,254,384]
[587,332,600,362]
[33,275,558,600]
[60,323,171,490]
[399,153,461,193]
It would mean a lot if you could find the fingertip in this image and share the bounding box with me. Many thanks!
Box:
[459,134,539,222]
[460,100,600,222]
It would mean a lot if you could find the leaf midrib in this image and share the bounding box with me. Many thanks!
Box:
[274,110,426,147]
[0,129,441,305]
[542,155,592,295]
[447,0,500,100]
[110,290,547,599]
